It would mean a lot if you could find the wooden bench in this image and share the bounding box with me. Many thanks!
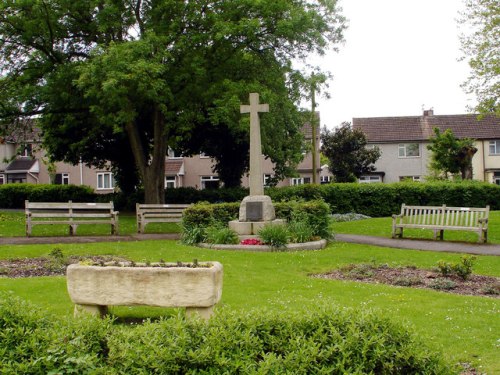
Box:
[25,200,119,236]
[136,203,191,233]
[392,204,489,243]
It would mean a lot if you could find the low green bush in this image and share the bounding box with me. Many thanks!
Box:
[436,255,476,281]
[258,223,289,249]
[0,295,453,374]
[0,184,95,208]
[204,225,239,245]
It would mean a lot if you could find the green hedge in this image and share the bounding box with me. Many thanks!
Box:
[0,295,452,374]
[2,181,498,216]
[182,200,331,238]
[0,184,96,209]
[267,181,500,217]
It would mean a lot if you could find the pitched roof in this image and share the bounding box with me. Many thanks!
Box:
[353,112,500,143]
[165,159,184,175]
[5,158,37,173]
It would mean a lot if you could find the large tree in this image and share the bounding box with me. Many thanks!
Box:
[459,0,499,117]
[0,0,346,202]
[320,122,381,183]
[427,128,477,180]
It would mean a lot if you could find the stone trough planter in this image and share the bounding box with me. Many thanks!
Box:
[66,261,223,320]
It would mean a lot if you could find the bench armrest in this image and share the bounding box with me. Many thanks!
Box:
[478,218,488,224]
[392,214,402,219]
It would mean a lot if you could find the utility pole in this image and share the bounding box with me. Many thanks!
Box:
[311,74,318,184]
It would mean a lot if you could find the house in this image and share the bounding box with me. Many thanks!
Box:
[352,109,500,184]
[165,121,321,189]
[0,119,321,192]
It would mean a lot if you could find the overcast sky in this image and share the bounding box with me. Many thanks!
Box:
[308,0,475,129]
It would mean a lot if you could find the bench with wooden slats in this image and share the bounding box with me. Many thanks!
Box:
[136,203,191,233]
[392,204,489,243]
[25,200,119,236]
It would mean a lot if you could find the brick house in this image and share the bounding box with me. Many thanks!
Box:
[352,110,500,184]
[0,120,320,191]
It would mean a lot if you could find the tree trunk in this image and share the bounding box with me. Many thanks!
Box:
[125,107,167,204]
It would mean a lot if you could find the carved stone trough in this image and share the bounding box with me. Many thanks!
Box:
[66,261,223,320]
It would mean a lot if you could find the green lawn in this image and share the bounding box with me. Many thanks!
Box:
[0,211,180,237]
[1,240,499,373]
[332,211,500,244]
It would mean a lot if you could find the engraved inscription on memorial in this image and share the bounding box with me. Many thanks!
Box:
[246,202,263,221]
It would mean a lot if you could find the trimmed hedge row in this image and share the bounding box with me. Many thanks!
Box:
[182,200,331,238]
[267,181,500,217]
[0,184,95,209]
[1,181,499,217]
[0,295,452,374]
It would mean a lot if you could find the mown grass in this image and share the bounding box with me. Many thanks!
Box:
[1,240,499,373]
[0,211,180,237]
[332,211,500,244]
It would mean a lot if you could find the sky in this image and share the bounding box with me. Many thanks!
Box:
[308,0,475,129]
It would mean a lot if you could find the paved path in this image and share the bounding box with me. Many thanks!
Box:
[336,234,500,256]
[0,233,499,256]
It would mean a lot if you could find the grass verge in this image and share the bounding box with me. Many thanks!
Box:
[0,240,498,373]
[332,211,500,244]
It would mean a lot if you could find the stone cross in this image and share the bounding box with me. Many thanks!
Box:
[240,93,269,196]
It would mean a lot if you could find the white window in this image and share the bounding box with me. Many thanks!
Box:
[359,175,381,183]
[399,176,421,182]
[398,143,420,158]
[320,175,331,184]
[97,172,114,190]
[165,176,176,188]
[201,175,219,189]
[263,174,273,187]
[0,174,4,185]
[167,148,182,159]
[290,177,311,185]
[489,141,500,155]
[55,173,70,185]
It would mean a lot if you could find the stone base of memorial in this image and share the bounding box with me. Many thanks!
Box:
[66,262,223,320]
[229,195,285,235]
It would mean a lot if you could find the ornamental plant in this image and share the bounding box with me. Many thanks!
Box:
[240,238,263,246]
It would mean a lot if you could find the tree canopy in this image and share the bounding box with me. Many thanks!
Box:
[427,127,477,180]
[320,122,381,183]
[0,0,346,202]
[459,0,499,117]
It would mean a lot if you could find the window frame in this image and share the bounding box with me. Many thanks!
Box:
[489,140,500,155]
[200,175,219,189]
[165,176,176,189]
[398,143,420,158]
[97,172,114,190]
[359,175,381,183]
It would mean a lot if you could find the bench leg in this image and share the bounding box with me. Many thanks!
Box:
[69,225,77,236]
[479,230,487,243]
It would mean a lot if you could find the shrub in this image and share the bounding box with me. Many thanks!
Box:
[204,225,239,245]
[436,255,476,281]
[0,184,95,208]
[267,181,500,217]
[287,218,314,243]
[0,296,452,374]
[453,255,476,281]
[258,223,289,249]
[180,224,206,245]
[430,279,457,290]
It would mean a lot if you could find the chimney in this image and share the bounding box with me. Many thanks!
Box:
[423,108,434,116]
